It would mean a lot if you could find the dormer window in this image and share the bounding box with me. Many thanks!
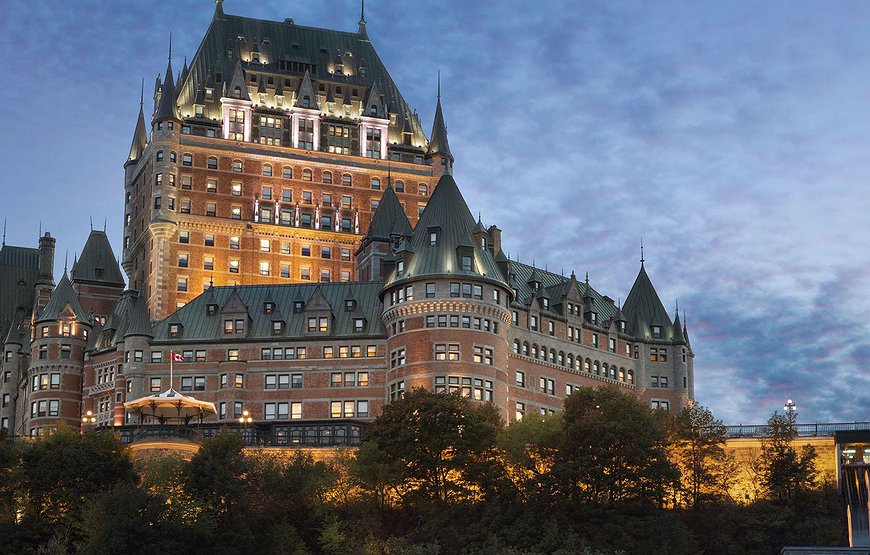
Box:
[302,96,311,108]
[651,325,662,339]
[397,260,405,274]
[619,321,626,333]
[353,318,366,332]
[589,313,598,325]
[263,302,274,314]
[345,300,356,312]
[542,299,549,310]
[272,321,283,335]
[207,304,218,316]
[429,230,438,246]
[168,324,181,338]
[252,52,260,63]
[293,301,304,313]
[460,255,473,272]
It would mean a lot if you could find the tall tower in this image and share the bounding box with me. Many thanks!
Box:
[121,2,442,319]
[380,174,513,419]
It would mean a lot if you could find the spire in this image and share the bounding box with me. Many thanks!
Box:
[673,304,686,344]
[1,218,5,248]
[358,0,369,40]
[154,36,179,122]
[36,273,89,324]
[214,0,224,18]
[365,183,411,242]
[640,238,645,266]
[426,71,453,168]
[623,261,673,339]
[128,79,149,161]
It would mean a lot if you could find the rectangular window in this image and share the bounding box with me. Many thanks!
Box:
[149,377,161,392]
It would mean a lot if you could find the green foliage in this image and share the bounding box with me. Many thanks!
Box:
[354,388,505,505]
[554,385,678,505]
[761,412,818,500]
[669,403,729,508]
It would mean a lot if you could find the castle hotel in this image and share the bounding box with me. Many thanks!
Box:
[0,0,694,440]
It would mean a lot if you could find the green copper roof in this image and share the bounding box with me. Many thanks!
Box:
[37,272,88,324]
[364,185,411,242]
[71,230,125,287]
[151,282,384,341]
[0,244,38,342]
[508,261,617,322]
[384,174,506,288]
[154,58,180,121]
[175,8,428,146]
[128,102,148,162]
[426,94,452,161]
[623,263,674,339]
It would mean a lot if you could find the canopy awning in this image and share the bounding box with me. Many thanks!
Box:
[124,388,216,425]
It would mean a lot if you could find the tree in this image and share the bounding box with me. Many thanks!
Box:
[554,386,677,506]
[761,411,817,500]
[669,403,728,508]
[354,388,504,505]
[498,412,562,501]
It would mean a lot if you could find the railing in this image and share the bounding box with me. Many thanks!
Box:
[724,422,870,439]
[116,420,365,448]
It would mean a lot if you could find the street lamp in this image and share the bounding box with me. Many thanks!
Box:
[238,409,254,445]
[784,399,797,415]
[81,410,96,425]
[238,410,253,425]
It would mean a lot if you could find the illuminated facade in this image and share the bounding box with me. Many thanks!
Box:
[0,1,693,438]
[123,0,450,321]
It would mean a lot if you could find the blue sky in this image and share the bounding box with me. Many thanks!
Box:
[1,0,869,424]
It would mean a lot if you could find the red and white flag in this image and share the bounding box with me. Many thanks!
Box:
[171,352,185,362]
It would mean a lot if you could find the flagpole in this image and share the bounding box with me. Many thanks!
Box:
[170,351,174,390]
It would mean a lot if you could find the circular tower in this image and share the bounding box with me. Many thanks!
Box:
[380,175,513,419]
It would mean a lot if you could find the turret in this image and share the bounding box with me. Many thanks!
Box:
[380,174,512,419]
[356,184,412,282]
[153,40,180,126]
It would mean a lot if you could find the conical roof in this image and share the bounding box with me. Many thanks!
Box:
[154,59,179,121]
[426,94,452,161]
[385,174,505,287]
[128,102,148,162]
[672,310,686,344]
[37,272,88,324]
[294,70,317,108]
[623,263,674,339]
[125,292,153,338]
[365,185,412,241]
[72,230,125,287]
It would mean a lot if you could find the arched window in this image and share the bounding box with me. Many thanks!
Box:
[531,344,538,358]
[395,180,405,193]
[593,361,600,375]
[567,354,574,368]
[262,164,272,177]
[418,183,428,196]
[627,370,634,384]
[522,342,529,356]
[282,166,293,179]
[156,150,164,162]
[302,169,313,182]
[232,159,243,173]
[341,173,352,186]
[182,153,193,167]
[371,177,381,190]
[575,356,582,371]
[619,368,625,382]
[233,86,242,98]
[302,96,311,108]
[513,340,520,354]
[549,349,556,363]
[558,352,565,366]
[369,104,377,116]
[610,367,616,379]
[322,171,333,184]
[584,359,591,372]
[207,156,218,169]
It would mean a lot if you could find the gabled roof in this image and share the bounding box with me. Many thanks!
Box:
[384,174,505,288]
[173,8,428,145]
[225,58,250,100]
[151,282,384,341]
[364,185,412,242]
[364,80,385,118]
[294,70,318,108]
[623,263,674,339]
[37,272,88,324]
[71,230,125,287]
[507,260,617,321]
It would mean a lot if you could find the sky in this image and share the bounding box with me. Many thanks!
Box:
[1,0,869,425]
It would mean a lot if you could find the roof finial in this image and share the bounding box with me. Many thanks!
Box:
[675,298,679,314]
[140,78,144,108]
[64,251,68,274]
[640,238,645,265]
[168,32,172,64]
[89,216,93,231]
[2,218,5,248]
[585,271,589,285]
[386,161,392,186]
[437,69,441,100]
[103,217,107,232]
[360,0,366,24]
[38,221,41,241]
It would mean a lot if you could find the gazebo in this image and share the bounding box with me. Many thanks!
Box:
[124,388,216,426]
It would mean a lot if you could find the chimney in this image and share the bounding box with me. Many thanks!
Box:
[37,232,56,286]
